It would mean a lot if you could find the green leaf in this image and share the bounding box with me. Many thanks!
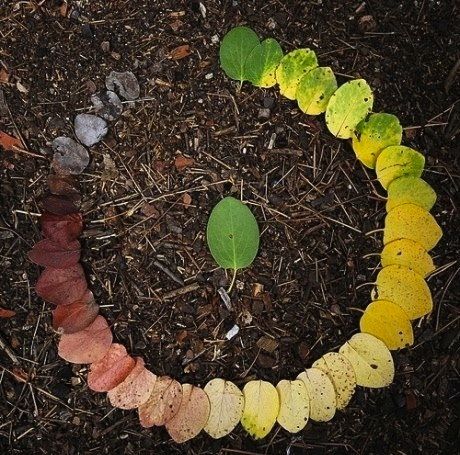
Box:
[206,197,260,271]
[352,113,403,168]
[275,48,318,100]
[387,176,436,212]
[245,38,283,88]
[325,79,373,139]
[296,67,337,115]
[219,26,260,82]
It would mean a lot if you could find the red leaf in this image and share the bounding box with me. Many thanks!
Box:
[0,131,23,152]
[42,194,78,215]
[28,239,81,269]
[52,290,99,334]
[41,212,83,246]
[35,264,88,306]
[87,343,136,392]
[107,357,157,409]
[58,315,113,364]
[0,307,16,318]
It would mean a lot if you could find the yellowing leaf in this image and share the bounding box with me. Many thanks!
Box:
[375,265,432,320]
[384,203,442,251]
[245,38,283,88]
[203,378,244,439]
[381,239,435,278]
[296,368,336,422]
[165,384,210,443]
[352,113,402,168]
[312,352,356,409]
[339,333,394,388]
[360,300,414,350]
[241,380,279,439]
[375,145,425,189]
[386,176,436,212]
[276,379,310,433]
[275,48,318,100]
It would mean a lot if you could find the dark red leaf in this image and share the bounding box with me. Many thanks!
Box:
[42,194,78,215]
[41,212,83,246]
[28,239,81,268]
[47,174,80,203]
[35,264,88,306]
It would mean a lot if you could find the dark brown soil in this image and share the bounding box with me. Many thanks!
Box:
[1,1,459,454]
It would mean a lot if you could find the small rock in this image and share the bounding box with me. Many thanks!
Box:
[358,15,377,33]
[91,90,123,121]
[101,41,110,52]
[74,114,108,147]
[258,108,271,119]
[106,71,140,100]
[52,136,89,175]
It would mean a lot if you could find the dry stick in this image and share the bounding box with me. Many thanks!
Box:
[161,282,200,300]
[0,333,19,364]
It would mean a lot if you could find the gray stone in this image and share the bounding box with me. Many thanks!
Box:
[105,71,140,100]
[52,136,89,175]
[91,90,123,121]
[74,114,108,147]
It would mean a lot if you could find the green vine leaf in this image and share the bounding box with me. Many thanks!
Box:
[219,26,260,82]
[206,197,260,274]
[245,38,283,88]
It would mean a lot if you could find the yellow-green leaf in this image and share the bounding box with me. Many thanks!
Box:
[360,300,414,350]
[312,352,356,409]
[276,379,310,433]
[386,176,436,212]
[297,368,336,422]
[375,265,432,320]
[241,380,279,439]
[296,66,337,115]
[352,113,402,168]
[384,203,442,251]
[203,378,244,439]
[245,38,283,88]
[275,48,318,100]
[381,238,435,278]
[375,145,425,189]
[339,333,394,388]
[325,79,373,139]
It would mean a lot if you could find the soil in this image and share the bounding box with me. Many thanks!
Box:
[0,1,459,454]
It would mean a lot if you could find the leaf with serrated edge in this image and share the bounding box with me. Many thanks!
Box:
[276,379,310,433]
[386,176,436,212]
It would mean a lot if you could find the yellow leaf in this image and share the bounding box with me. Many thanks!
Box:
[241,380,279,439]
[386,176,436,212]
[339,333,394,388]
[203,378,244,439]
[312,352,356,409]
[276,379,310,433]
[297,368,336,422]
[381,238,435,278]
[375,265,432,320]
[360,300,414,350]
[384,203,442,251]
[376,145,425,189]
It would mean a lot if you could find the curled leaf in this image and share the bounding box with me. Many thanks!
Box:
[28,239,81,269]
[386,176,436,212]
[58,315,113,364]
[245,38,283,88]
[88,343,136,392]
[41,212,83,247]
[107,357,157,409]
[276,379,310,433]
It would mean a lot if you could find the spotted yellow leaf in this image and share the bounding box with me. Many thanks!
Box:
[375,145,425,189]
[241,380,279,439]
[275,48,318,100]
[203,378,244,439]
[386,176,436,212]
[381,238,435,278]
[352,113,402,168]
[297,368,336,422]
[374,265,432,320]
[276,379,310,433]
[339,333,394,388]
[360,300,414,350]
[384,203,442,251]
[312,352,356,409]
[296,66,337,115]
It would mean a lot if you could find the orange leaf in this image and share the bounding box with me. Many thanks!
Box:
[0,131,22,152]
[0,307,16,318]
[29,239,81,269]
[138,376,183,427]
[174,154,195,171]
[165,383,211,443]
[107,357,157,409]
[88,343,136,392]
[169,44,191,60]
[58,315,113,364]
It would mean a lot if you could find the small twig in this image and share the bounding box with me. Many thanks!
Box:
[162,282,200,300]
[152,260,184,286]
[0,333,19,364]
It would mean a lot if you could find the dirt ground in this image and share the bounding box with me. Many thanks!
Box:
[1,1,459,454]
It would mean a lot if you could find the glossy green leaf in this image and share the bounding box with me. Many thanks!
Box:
[245,38,283,88]
[352,113,403,168]
[296,66,338,115]
[275,48,318,100]
[386,176,436,212]
[325,79,373,139]
[219,26,260,82]
[206,197,259,271]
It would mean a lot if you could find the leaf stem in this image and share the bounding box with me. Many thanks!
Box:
[227,268,238,294]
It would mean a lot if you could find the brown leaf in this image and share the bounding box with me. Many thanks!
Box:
[169,44,191,60]
[29,239,81,269]
[47,174,80,202]
[12,367,30,383]
[0,131,23,152]
[58,315,113,364]
[174,154,195,171]
[0,68,9,84]
[41,212,83,247]
[183,192,192,208]
[42,195,78,215]
[0,307,16,318]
